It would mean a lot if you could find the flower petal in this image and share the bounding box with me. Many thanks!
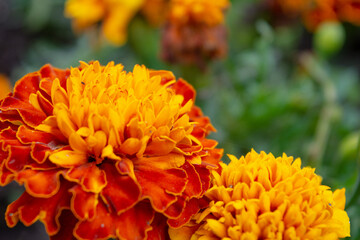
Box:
[1,96,47,127]
[136,153,185,170]
[16,169,62,197]
[6,180,73,235]
[100,162,141,214]
[50,209,78,240]
[70,185,98,220]
[135,164,187,212]
[168,197,208,228]
[65,163,106,193]
[49,150,87,167]
[75,200,154,240]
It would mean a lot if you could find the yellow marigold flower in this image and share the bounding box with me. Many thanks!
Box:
[0,61,222,239]
[169,149,351,240]
[65,0,144,45]
[168,0,229,26]
[0,74,11,99]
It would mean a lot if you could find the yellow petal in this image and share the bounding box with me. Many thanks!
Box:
[49,150,87,167]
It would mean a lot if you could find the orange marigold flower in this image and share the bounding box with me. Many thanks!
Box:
[0,74,11,99]
[168,0,229,26]
[65,0,144,45]
[0,61,222,239]
[169,149,351,239]
[161,0,229,67]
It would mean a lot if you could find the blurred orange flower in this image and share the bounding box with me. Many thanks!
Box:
[162,0,230,67]
[168,0,229,26]
[0,61,222,239]
[169,150,351,239]
[141,0,169,26]
[337,0,360,26]
[0,74,11,99]
[65,0,144,45]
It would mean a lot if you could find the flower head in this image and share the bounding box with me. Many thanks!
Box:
[161,0,229,67]
[0,61,222,239]
[168,0,229,26]
[170,149,350,239]
[65,0,144,45]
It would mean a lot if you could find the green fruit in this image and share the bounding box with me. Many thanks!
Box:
[314,22,345,57]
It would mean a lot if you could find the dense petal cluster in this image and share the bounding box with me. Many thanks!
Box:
[168,0,229,26]
[274,0,360,30]
[0,61,222,239]
[65,0,144,45]
[0,74,11,99]
[161,0,229,67]
[169,149,351,239]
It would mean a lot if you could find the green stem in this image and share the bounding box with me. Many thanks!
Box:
[300,53,337,167]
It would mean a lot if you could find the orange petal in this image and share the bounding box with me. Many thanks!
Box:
[135,165,187,212]
[13,73,41,101]
[182,161,202,197]
[49,150,87,167]
[171,79,196,105]
[147,213,170,240]
[65,163,106,193]
[74,200,154,240]
[1,96,47,127]
[136,153,185,170]
[100,163,141,214]
[49,209,78,240]
[119,137,142,155]
[16,125,58,144]
[16,169,62,197]
[6,180,73,235]
[145,137,176,155]
[167,197,208,228]
[70,185,98,220]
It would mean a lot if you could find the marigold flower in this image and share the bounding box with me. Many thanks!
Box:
[169,149,351,239]
[0,61,222,239]
[168,0,229,26]
[65,0,144,45]
[161,0,229,67]
[0,74,11,99]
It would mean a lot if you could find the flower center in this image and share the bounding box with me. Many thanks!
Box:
[36,61,195,164]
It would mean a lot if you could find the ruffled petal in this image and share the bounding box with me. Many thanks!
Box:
[147,213,171,240]
[135,164,187,212]
[70,185,98,220]
[167,197,208,228]
[12,73,41,101]
[75,200,154,240]
[16,169,62,197]
[171,79,196,105]
[6,180,73,235]
[0,96,47,127]
[17,125,59,144]
[50,210,78,240]
[100,162,141,214]
[65,163,106,193]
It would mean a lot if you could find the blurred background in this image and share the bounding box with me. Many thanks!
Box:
[0,0,360,239]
